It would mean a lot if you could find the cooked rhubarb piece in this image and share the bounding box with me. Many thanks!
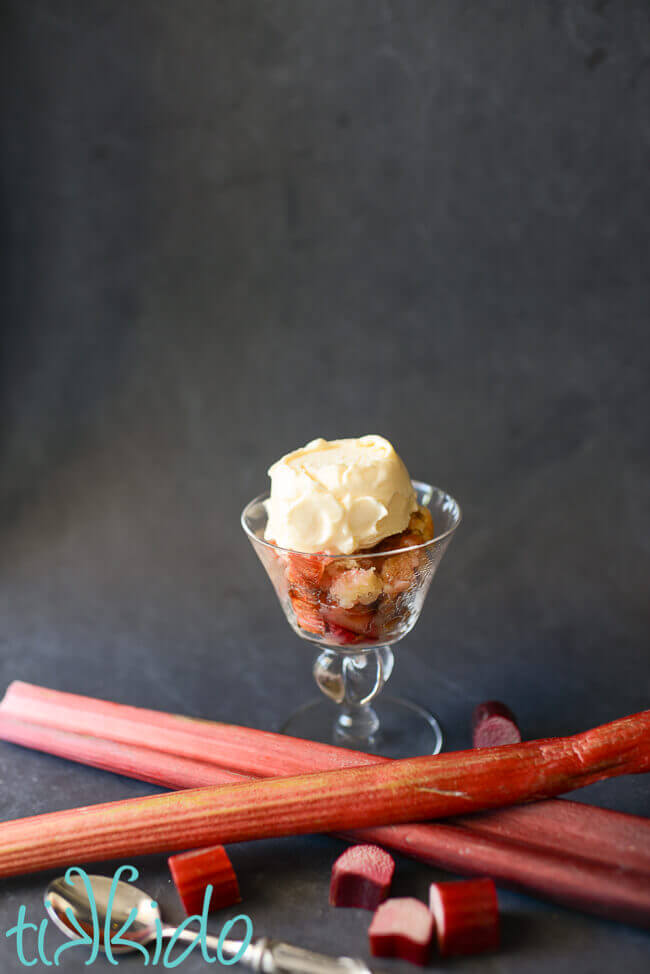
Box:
[472,701,521,748]
[169,845,241,916]
[409,505,434,541]
[289,591,326,634]
[429,878,499,956]
[321,604,377,637]
[376,526,423,552]
[380,544,422,595]
[330,844,395,909]
[369,898,434,966]
[285,551,332,589]
[281,506,435,642]
[325,623,373,646]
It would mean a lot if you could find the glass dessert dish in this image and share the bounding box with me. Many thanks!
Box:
[241,480,461,757]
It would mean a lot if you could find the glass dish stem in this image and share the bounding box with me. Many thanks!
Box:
[313,645,394,745]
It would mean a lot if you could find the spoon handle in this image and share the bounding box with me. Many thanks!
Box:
[165,930,378,973]
[238,936,376,974]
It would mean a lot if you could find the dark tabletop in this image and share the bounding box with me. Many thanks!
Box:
[1,1,649,971]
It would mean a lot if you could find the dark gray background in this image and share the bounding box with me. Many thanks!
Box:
[1,1,649,970]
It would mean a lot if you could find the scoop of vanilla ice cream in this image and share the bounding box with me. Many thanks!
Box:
[264,435,417,554]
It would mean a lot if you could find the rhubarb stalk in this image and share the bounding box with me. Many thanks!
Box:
[1,700,650,925]
[0,681,372,777]
[451,799,650,875]
[0,713,245,790]
[3,683,649,869]
[3,712,650,924]
[3,708,648,875]
[353,821,650,927]
[0,710,647,879]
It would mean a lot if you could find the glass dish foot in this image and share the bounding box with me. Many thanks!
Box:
[280,695,443,758]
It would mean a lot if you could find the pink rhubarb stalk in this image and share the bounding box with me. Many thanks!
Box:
[1,697,650,924]
[0,710,647,879]
[0,681,372,778]
[0,712,244,789]
[451,798,650,875]
[3,684,649,871]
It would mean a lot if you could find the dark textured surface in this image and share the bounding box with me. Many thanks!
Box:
[1,0,649,970]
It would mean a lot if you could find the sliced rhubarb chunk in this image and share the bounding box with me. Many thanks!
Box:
[472,701,521,748]
[429,878,499,956]
[330,844,395,910]
[379,535,423,595]
[169,845,241,916]
[285,552,332,589]
[321,604,376,637]
[325,623,374,646]
[408,505,434,541]
[368,898,434,966]
[289,591,326,634]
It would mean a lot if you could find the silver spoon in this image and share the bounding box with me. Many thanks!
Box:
[45,874,379,974]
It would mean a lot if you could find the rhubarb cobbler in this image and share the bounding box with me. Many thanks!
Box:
[261,436,436,647]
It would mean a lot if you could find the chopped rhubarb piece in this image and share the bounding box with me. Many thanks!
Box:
[289,592,325,635]
[429,878,499,956]
[472,701,521,748]
[374,530,424,594]
[286,552,331,589]
[321,604,376,636]
[369,898,434,966]
[377,529,423,553]
[325,623,372,646]
[330,844,395,910]
[408,506,434,541]
[380,550,421,595]
[169,845,241,916]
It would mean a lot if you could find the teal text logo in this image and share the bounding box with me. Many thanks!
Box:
[6,865,253,967]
